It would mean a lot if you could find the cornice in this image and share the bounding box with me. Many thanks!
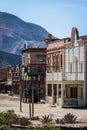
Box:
[47,46,64,52]
[22,48,46,53]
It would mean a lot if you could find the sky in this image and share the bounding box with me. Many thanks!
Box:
[0,0,87,38]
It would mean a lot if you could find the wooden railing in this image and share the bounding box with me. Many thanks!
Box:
[46,72,84,81]
[63,98,78,108]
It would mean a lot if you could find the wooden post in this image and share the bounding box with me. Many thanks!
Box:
[29,98,31,117]
[31,80,34,117]
[20,81,22,112]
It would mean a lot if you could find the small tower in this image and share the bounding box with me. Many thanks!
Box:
[24,41,28,49]
[71,27,79,45]
[45,34,52,44]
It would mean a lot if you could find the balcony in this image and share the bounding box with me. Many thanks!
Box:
[65,72,84,81]
[46,72,84,81]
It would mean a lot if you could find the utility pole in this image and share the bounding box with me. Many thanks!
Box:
[20,81,22,112]
[32,83,34,117]
[28,82,31,117]
[31,77,35,117]
[38,75,40,102]
[29,97,31,117]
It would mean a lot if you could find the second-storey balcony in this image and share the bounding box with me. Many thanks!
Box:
[46,72,84,82]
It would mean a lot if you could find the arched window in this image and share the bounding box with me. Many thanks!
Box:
[22,56,25,65]
[74,56,78,72]
[60,54,63,68]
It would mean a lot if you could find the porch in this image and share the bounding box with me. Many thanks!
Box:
[45,83,84,108]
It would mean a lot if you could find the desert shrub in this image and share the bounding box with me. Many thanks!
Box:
[0,112,5,125]
[62,113,77,123]
[19,117,31,126]
[0,125,11,130]
[55,118,64,124]
[40,115,52,123]
[0,110,19,126]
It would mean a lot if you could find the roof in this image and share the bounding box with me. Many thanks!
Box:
[22,47,46,53]
[79,35,87,40]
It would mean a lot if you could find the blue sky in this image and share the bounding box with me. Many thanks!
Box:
[0,0,87,38]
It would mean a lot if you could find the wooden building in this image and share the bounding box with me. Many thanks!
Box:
[12,65,21,94]
[0,66,12,93]
[22,43,46,102]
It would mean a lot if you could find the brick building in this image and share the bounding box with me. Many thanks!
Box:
[12,65,21,94]
[22,43,46,102]
[45,34,70,106]
[0,66,12,93]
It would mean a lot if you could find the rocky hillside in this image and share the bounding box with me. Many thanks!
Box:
[0,12,51,67]
[0,51,21,68]
[0,12,49,54]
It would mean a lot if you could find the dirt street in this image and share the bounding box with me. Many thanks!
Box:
[0,94,87,123]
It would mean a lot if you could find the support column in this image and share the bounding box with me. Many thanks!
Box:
[72,47,74,72]
[56,84,59,105]
[78,85,81,99]
[46,84,48,96]
[52,84,55,105]
[61,84,64,107]
[46,84,48,103]
[78,46,80,72]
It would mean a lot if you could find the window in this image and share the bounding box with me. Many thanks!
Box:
[47,55,50,66]
[53,55,55,66]
[69,62,72,73]
[8,72,11,79]
[59,84,61,98]
[22,56,25,65]
[80,61,83,73]
[60,54,63,68]
[48,85,52,96]
[37,55,46,63]
[70,87,77,98]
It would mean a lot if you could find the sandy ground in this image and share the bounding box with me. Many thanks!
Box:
[0,94,87,123]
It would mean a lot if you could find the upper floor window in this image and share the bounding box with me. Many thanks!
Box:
[80,61,83,73]
[69,62,72,73]
[37,55,46,63]
[8,72,11,79]
[22,56,25,65]
[60,54,63,68]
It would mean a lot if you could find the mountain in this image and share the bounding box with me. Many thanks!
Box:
[0,51,21,68]
[0,12,50,67]
[0,12,49,54]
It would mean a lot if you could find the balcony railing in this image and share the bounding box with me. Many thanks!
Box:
[46,72,84,81]
[63,98,84,108]
[63,98,78,108]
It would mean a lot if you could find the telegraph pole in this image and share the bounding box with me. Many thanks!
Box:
[20,81,22,112]
[29,97,31,117]
[31,77,35,117]
[28,82,31,117]
[32,84,34,117]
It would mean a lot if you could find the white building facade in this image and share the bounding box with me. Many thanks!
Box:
[46,28,87,108]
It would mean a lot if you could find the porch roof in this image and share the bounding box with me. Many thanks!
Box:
[46,80,84,84]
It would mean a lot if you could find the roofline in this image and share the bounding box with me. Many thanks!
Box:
[22,47,47,53]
